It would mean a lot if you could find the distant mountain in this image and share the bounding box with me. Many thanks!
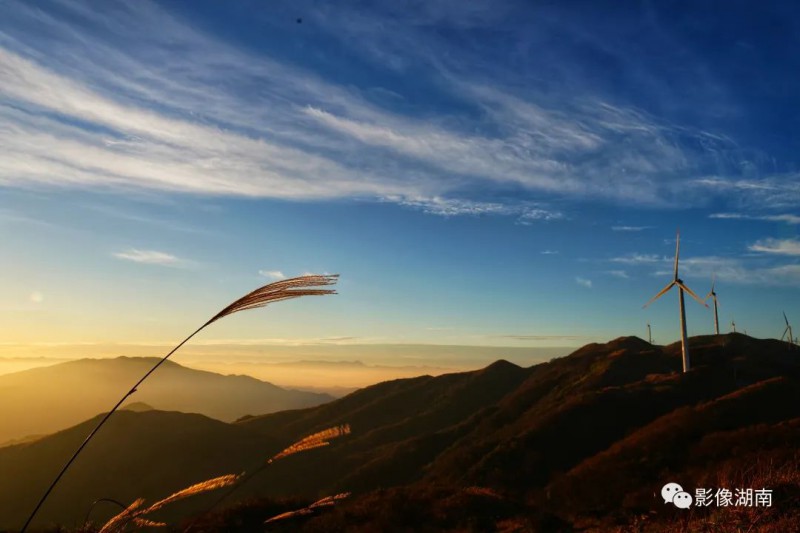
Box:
[120,401,155,412]
[3,334,799,531]
[0,356,333,444]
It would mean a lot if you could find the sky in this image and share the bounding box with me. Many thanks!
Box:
[1,0,799,369]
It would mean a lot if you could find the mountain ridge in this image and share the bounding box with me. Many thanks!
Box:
[2,334,799,530]
[0,356,333,444]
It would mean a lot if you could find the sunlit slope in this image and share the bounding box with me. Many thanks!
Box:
[0,357,333,444]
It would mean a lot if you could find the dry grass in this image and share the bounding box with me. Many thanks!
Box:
[207,274,339,326]
[130,517,166,528]
[98,474,241,532]
[264,492,351,524]
[97,499,144,533]
[269,424,351,463]
[142,473,241,514]
[96,423,354,531]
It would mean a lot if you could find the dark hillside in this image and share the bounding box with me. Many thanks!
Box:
[4,334,799,531]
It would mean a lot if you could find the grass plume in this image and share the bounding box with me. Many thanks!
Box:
[264,493,351,524]
[142,473,242,514]
[131,517,167,528]
[98,498,144,533]
[98,473,242,532]
[21,274,338,532]
[207,274,338,325]
[269,424,351,463]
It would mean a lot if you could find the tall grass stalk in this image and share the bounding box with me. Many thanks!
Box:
[269,424,351,463]
[20,274,338,532]
[264,492,351,524]
[97,498,145,533]
[200,424,352,521]
[141,473,241,515]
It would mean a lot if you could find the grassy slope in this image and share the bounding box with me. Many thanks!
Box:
[4,334,800,531]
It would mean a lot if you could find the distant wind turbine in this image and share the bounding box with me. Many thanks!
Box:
[731,319,737,333]
[644,230,707,372]
[705,275,720,335]
[647,322,653,344]
[781,312,795,346]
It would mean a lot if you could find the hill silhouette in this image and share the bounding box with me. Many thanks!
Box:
[0,357,333,444]
[3,334,799,531]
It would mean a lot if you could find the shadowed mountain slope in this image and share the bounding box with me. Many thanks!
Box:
[0,357,333,444]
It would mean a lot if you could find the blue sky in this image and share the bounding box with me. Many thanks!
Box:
[1,0,799,360]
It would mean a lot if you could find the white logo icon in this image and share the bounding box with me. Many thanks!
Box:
[673,491,693,509]
[661,482,684,504]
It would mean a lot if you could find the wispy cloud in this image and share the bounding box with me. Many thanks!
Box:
[575,276,593,288]
[113,249,182,266]
[690,177,800,210]
[489,334,588,341]
[541,250,559,255]
[749,238,800,256]
[605,270,630,279]
[0,0,791,216]
[710,213,800,225]
[629,252,800,287]
[387,196,562,221]
[611,225,652,232]
[610,253,663,264]
[258,270,286,280]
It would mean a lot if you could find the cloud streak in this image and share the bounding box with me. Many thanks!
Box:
[749,238,800,256]
[387,196,563,221]
[612,225,652,232]
[113,249,182,266]
[259,270,287,280]
[710,213,800,225]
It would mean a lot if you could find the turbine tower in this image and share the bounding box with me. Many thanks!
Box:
[781,312,795,346]
[731,319,736,333]
[644,230,707,373]
[647,322,653,344]
[705,275,720,335]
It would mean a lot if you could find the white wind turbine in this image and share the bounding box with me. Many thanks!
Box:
[644,231,708,372]
[731,319,736,333]
[781,312,795,346]
[705,275,720,335]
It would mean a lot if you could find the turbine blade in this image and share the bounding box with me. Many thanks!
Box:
[676,281,708,307]
[711,273,716,293]
[784,311,789,326]
[643,281,675,308]
[782,327,789,341]
[704,290,713,301]
[673,230,680,281]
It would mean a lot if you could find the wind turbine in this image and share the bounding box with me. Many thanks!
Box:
[705,275,720,335]
[647,322,653,344]
[781,312,795,346]
[644,231,707,372]
[731,319,736,333]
